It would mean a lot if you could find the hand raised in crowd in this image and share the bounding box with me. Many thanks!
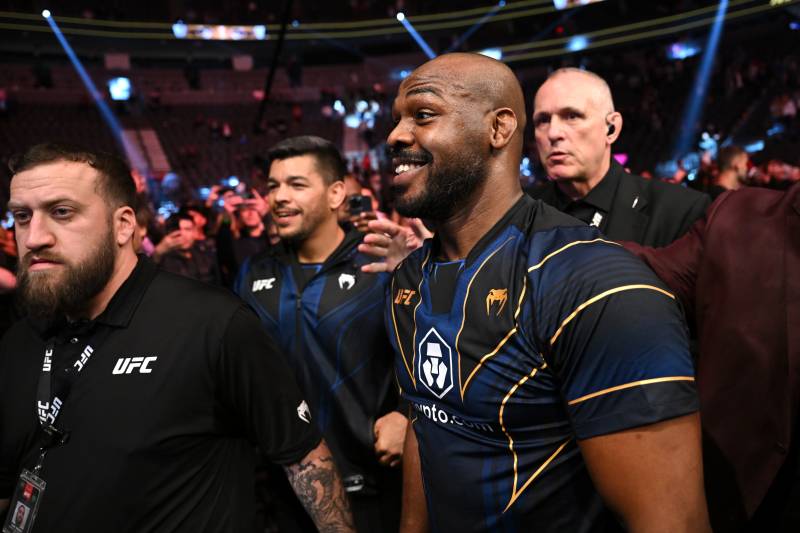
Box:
[359,218,432,273]
[153,230,182,261]
[205,184,223,209]
[222,192,244,216]
[374,411,407,468]
[350,210,378,233]
[248,187,270,217]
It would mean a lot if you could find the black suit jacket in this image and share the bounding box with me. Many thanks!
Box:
[526,161,711,247]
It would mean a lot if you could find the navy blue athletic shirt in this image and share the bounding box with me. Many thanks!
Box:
[237,230,399,492]
[387,195,698,532]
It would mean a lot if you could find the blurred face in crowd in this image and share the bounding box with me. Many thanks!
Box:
[338,174,362,221]
[387,55,490,221]
[9,160,119,319]
[732,153,750,182]
[177,219,196,250]
[188,209,207,239]
[267,154,344,243]
[533,70,621,186]
[238,205,262,230]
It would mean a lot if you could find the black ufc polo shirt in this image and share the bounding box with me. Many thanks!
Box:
[0,257,320,533]
[387,196,698,532]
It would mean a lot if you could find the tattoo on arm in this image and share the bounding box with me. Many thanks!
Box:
[284,443,355,533]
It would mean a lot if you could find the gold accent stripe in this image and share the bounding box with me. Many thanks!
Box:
[549,284,675,346]
[567,376,696,406]
[504,437,572,512]
[410,250,432,388]
[499,366,540,497]
[499,362,571,513]
[456,236,515,400]
[461,277,527,398]
[390,275,415,387]
[527,238,620,272]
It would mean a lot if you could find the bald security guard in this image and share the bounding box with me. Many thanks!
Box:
[528,68,709,247]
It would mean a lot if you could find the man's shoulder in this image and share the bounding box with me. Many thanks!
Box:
[148,268,244,317]
[623,173,709,207]
[237,246,285,278]
[0,318,39,352]
[524,180,558,203]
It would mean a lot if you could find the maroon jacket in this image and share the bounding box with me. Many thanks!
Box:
[625,184,800,530]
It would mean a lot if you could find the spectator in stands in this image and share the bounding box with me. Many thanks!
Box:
[155,210,220,285]
[133,199,155,256]
[528,68,711,246]
[624,183,800,532]
[0,225,18,338]
[710,145,749,200]
[215,188,271,286]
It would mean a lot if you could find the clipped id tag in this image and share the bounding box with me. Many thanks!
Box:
[2,470,46,533]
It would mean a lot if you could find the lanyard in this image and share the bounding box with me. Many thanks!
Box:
[32,326,113,473]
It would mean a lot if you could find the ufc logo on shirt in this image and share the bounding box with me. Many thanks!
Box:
[252,278,276,292]
[112,357,158,375]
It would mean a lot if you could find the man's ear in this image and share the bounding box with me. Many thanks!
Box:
[606,111,623,144]
[490,107,519,150]
[328,180,346,211]
[114,206,136,247]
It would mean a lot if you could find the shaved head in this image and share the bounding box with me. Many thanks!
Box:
[387,52,527,223]
[402,53,527,156]
[532,67,623,196]
[539,68,615,114]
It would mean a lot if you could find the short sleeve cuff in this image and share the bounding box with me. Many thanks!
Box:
[569,379,699,440]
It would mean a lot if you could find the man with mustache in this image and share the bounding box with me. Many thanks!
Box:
[528,68,709,247]
[236,135,404,532]
[0,144,354,533]
[386,53,709,532]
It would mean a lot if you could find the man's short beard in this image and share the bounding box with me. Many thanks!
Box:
[17,226,117,322]
[279,205,328,247]
[392,150,488,221]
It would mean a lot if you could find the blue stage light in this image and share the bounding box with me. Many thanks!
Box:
[44,13,136,160]
[672,0,728,160]
[41,9,51,18]
[479,48,503,60]
[108,77,132,101]
[567,35,589,52]
[172,21,188,38]
[398,13,436,59]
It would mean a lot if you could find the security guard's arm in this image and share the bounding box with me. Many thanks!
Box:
[578,413,711,533]
[284,439,355,533]
[399,420,429,533]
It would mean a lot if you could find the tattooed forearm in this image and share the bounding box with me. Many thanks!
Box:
[284,440,355,533]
